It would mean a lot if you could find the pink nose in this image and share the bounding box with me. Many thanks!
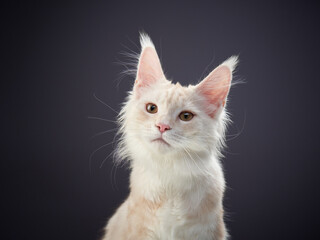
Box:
[156,123,171,133]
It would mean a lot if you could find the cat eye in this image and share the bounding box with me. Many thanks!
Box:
[179,111,194,121]
[146,103,158,114]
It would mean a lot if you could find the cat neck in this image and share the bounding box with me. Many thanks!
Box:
[128,148,224,204]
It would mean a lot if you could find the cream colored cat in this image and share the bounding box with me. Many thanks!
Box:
[102,33,238,240]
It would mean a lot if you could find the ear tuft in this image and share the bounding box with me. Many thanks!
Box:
[134,33,165,97]
[220,55,239,73]
[139,32,155,50]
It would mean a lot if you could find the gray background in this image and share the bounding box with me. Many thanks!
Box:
[2,1,320,239]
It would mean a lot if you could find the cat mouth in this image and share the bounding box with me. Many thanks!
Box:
[152,137,170,146]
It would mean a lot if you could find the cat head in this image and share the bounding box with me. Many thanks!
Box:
[117,33,238,164]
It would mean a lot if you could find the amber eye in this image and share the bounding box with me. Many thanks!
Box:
[146,103,158,114]
[179,111,194,121]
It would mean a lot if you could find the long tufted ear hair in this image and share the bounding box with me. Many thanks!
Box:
[133,33,165,98]
[195,56,238,118]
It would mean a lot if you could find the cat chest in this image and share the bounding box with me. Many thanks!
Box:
[150,198,217,239]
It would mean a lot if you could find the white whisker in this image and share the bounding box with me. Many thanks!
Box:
[87,116,117,124]
[93,93,119,114]
[89,141,115,173]
[90,128,118,139]
[100,150,115,169]
[226,110,246,141]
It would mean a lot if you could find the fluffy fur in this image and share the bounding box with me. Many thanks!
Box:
[102,33,238,240]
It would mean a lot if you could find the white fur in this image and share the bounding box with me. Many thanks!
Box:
[139,32,156,50]
[220,55,238,73]
[102,33,238,240]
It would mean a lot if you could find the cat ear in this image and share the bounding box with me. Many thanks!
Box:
[196,56,238,118]
[134,33,165,95]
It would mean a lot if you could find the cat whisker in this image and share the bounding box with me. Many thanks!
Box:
[169,132,211,143]
[174,140,215,178]
[90,128,118,139]
[89,141,115,173]
[181,146,208,177]
[87,116,118,124]
[100,150,115,169]
[93,93,119,114]
[182,154,192,175]
[193,151,215,177]
[110,161,119,191]
[226,110,246,142]
[110,162,116,190]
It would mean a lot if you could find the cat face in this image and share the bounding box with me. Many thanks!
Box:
[119,34,237,159]
[125,81,214,154]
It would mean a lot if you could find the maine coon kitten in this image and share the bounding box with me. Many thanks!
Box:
[102,33,238,240]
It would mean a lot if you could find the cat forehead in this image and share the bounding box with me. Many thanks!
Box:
[152,81,193,101]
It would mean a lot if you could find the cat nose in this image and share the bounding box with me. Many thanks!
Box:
[156,123,171,133]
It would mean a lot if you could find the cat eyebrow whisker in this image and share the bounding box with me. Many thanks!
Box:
[93,93,119,114]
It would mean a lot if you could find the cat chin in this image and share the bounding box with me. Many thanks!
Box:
[151,138,170,146]
[150,139,172,153]
[147,138,206,155]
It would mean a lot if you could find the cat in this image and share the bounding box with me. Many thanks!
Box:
[101,33,238,240]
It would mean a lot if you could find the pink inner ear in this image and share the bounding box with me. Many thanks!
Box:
[196,65,231,118]
[135,47,164,89]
